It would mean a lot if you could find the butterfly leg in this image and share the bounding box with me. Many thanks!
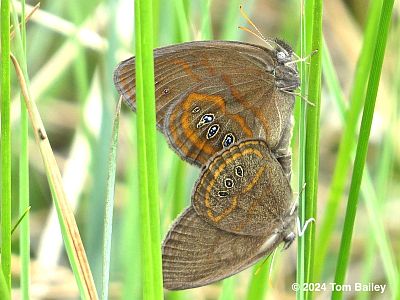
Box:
[296,217,315,237]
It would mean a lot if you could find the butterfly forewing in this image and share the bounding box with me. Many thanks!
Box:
[113,41,296,168]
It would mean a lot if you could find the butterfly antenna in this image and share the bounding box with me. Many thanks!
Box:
[238,26,267,42]
[239,5,267,40]
[239,5,274,49]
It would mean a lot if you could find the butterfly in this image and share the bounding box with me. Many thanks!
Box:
[162,139,296,290]
[113,39,299,179]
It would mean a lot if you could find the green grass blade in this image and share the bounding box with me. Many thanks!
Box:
[296,0,312,298]
[11,206,31,235]
[173,0,190,42]
[200,0,213,40]
[246,258,272,300]
[0,269,10,300]
[321,38,346,116]
[301,1,323,299]
[332,1,395,299]
[85,1,117,288]
[361,173,398,295]
[220,0,242,40]
[1,0,12,293]
[11,55,99,300]
[219,277,236,300]
[169,157,188,220]
[163,158,188,300]
[17,1,31,298]
[153,0,160,44]
[101,99,122,300]
[135,0,164,298]
[321,33,399,294]
[314,0,383,280]
[121,142,142,299]
[162,0,192,300]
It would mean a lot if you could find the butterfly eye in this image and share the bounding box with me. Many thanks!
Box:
[197,113,215,128]
[222,133,235,148]
[162,88,170,95]
[235,165,244,177]
[277,51,286,60]
[218,191,228,197]
[206,124,220,139]
[192,106,200,113]
[224,178,234,188]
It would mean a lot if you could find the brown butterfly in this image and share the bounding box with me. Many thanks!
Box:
[113,40,299,178]
[162,139,296,290]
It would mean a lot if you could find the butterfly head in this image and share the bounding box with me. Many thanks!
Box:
[273,39,294,63]
[268,39,301,92]
[273,63,300,92]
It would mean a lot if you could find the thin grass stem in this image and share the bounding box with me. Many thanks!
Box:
[101,98,122,300]
[314,0,383,280]
[1,0,12,294]
[332,1,396,298]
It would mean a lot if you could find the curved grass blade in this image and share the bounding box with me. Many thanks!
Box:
[101,98,122,300]
[332,0,396,298]
[11,54,99,300]
[321,37,398,294]
[314,0,383,281]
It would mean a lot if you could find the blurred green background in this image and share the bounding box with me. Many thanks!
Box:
[5,0,400,299]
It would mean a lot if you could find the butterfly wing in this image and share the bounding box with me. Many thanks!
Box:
[162,205,293,290]
[113,41,295,167]
[192,140,293,236]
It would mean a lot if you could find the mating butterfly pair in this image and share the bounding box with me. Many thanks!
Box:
[114,39,299,290]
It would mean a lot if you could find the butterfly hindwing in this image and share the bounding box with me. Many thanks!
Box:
[162,205,293,290]
[192,140,293,236]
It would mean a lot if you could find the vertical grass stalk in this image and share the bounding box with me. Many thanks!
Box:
[304,0,322,299]
[101,99,122,299]
[314,0,383,281]
[173,0,190,42]
[18,1,31,298]
[321,33,398,294]
[135,0,164,298]
[296,0,311,298]
[297,0,319,299]
[0,269,10,300]
[1,0,12,293]
[332,0,395,299]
